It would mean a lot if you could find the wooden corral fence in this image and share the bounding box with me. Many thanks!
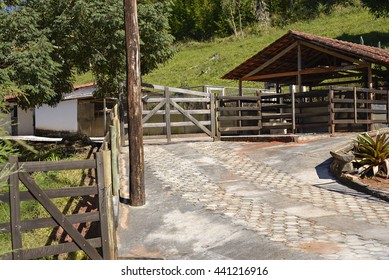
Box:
[216,86,389,137]
[329,86,389,134]
[216,95,262,138]
[118,84,389,140]
[0,104,122,260]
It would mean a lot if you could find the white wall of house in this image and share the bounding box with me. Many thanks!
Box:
[17,107,34,135]
[35,100,78,132]
[0,112,12,135]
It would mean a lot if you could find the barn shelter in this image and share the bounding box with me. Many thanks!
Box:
[220,30,389,135]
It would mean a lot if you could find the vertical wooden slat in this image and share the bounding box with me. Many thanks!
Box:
[291,90,296,133]
[164,87,172,143]
[238,80,243,96]
[96,152,111,259]
[353,87,358,124]
[110,126,119,197]
[9,157,22,260]
[367,65,373,131]
[257,94,262,134]
[215,94,221,140]
[297,43,302,93]
[210,92,216,140]
[329,87,335,134]
[387,90,389,123]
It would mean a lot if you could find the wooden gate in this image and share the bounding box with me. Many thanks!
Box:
[120,83,215,142]
[0,153,116,260]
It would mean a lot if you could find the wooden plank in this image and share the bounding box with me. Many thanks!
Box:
[333,98,387,105]
[329,88,335,134]
[219,126,262,132]
[142,83,209,97]
[262,113,292,119]
[22,237,102,260]
[296,112,329,118]
[243,64,368,81]
[110,126,119,197]
[0,186,98,203]
[22,159,96,172]
[243,42,298,79]
[218,116,262,121]
[20,212,100,232]
[143,121,211,128]
[18,172,103,260]
[142,99,166,124]
[294,90,328,98]
[296,122,329,128]
[333,119,373,124]
[170,100,212,136]
[333,86,387,94]
[333,108,387,114]
[261,104,290,109]
[142,109,210,115]
[297,43,302,93]
[9,157,22,260]
[145,97,210,103]
[164,87,172,143]
[210,92,216,139]
[96,152,111,260]
[292,90,296,133]
[218,107,261,111]
[217,96,261,101]
[354,87,358,124]
[387,91,389,123]
[261,123,293,129]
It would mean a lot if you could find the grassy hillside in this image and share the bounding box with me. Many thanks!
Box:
[143,5,389,88]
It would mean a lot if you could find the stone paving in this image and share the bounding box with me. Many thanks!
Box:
[141,140,389,260]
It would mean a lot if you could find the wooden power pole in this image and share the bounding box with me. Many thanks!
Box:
[123,0,145,206]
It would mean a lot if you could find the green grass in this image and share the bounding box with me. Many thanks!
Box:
[143,5,389,88]
[0,143,94,259]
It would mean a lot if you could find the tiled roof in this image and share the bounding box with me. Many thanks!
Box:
[222,30,389,84]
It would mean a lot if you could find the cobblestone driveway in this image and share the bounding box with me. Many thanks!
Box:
[140,139,389,260]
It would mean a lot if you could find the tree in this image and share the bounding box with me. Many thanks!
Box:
[361,0,389,17]
[0,0,174,108]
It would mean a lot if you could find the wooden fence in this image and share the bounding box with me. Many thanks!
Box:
[0,154,116,260]
[329,86,389,133]
[0,103,122,260]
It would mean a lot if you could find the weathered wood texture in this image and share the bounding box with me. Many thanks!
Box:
[124,0,145,206]
[140,84,215,142]
[0,154,116,260]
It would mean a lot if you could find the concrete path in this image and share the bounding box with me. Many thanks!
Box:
[117,134,389,260]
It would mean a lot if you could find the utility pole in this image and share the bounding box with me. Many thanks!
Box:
[123,0,145,206]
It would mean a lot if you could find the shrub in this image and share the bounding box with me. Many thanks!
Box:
[353,132,389,177]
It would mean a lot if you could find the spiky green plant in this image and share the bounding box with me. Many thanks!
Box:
[353,132,389,177]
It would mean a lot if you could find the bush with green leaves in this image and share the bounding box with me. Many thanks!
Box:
[353,132,389,177]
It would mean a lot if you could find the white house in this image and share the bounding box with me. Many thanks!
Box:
[2,83,116,137]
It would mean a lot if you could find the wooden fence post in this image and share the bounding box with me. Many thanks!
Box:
[291,90,296,134]
[210,92,216,140]
[329,87,335,135]
[353,87,358,124]
[387,90,389,123]
[215,94,221,140]
[9,157,22,260]
[164,87,172,143]
[96,152,117,260]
